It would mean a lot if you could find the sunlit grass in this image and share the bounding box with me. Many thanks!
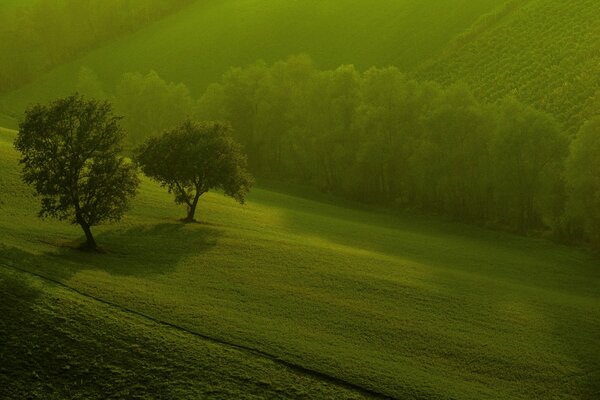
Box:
[1,128,598,399]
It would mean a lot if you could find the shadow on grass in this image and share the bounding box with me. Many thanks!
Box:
[70,222,222,277]
[0,268,46,397]
[251,190,600,296]
[1,222,222,279]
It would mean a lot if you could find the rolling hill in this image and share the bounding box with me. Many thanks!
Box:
[0,0,501,127]
[0,265,370,399]
[2,0,598,135]
[1,124,599,398]
[419,0,600,132]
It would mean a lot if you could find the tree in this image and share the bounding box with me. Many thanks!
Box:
[135,121,254,222]
[76,67,106,99]
[566,117,600,249]
[491,98,569,232]
[114,70,195,145]
[14,94,140,250]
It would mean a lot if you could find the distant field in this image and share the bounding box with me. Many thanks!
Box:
[1,125,599,398]
[0,0,500,126]
[420,0,600,131]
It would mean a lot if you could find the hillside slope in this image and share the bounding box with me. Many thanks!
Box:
[0,266,370,399]
[0,0,500,127]
[419,0,600,132]
[1,127,599,398]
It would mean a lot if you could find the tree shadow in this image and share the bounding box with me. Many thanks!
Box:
[0,266,46,398]
[56,222,223,277]
[0,222,222,279]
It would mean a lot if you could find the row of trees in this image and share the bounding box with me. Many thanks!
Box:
[16,95,252,250]
[195,56,598,246]
[75,57,600,249]
[0,0,193,92]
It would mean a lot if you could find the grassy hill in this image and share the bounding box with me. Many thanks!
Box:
[2,125,599,399]
[419,0,600,132]
[2,0,598,133]
[0,266,370,399]
[0,0,500,127]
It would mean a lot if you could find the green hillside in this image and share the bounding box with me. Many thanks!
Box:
[419,0,600,132]
[2,124,599,399]
[0,0,500,127]
[0,267,369,399]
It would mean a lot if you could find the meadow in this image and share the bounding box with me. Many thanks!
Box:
[1,123,598,399]
[0,0,499,127]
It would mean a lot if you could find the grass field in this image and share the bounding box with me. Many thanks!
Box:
[419,0,600,132]
[1,126,599,399]
[0,266,370,399]
[0,0,500,127]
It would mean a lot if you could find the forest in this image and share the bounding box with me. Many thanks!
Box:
[77,57,599,248]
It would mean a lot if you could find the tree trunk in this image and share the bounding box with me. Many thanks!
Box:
[184,192,201,222]
[79,220,97,250]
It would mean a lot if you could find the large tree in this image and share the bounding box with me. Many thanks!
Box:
[566,117,600,249]
[135,121,254,222]
[15,94,139,250]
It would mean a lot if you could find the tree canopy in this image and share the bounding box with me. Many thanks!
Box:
[566,118,600,250]
[135,121,253,222]
[14,94,139,250]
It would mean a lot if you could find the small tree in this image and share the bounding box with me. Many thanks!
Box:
[135,120,254,222]
[15,94,139,250]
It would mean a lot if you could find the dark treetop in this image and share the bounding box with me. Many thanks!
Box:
[14,94,139,249]
[135,120,254,222]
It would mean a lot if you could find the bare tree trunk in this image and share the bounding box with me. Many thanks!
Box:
[79,220,97,250]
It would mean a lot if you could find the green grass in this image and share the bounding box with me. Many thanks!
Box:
[0,0,500,127]
[1,127,599,399]
[0,267,369,399]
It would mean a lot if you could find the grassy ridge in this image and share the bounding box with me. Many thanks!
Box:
[0,0,500,126]
[419,0,600,132]
[1,127,599,398]
[0,266,370,399]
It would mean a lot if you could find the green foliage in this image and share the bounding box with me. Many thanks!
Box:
[14,94,139,249]
[114,70,194,145]
[198,57,575,236]
[566,118,600,250]
[76,67,106,99]
[135,121,254,222]
[408,84,495,220]
[491,99,569,232]
[0,0,500,120]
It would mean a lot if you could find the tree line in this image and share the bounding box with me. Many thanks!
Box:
[22,56,600,251]
[193,56,598,249]
[0,0,193,93]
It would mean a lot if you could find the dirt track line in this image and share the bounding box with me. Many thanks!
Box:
[1,263,394,400]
